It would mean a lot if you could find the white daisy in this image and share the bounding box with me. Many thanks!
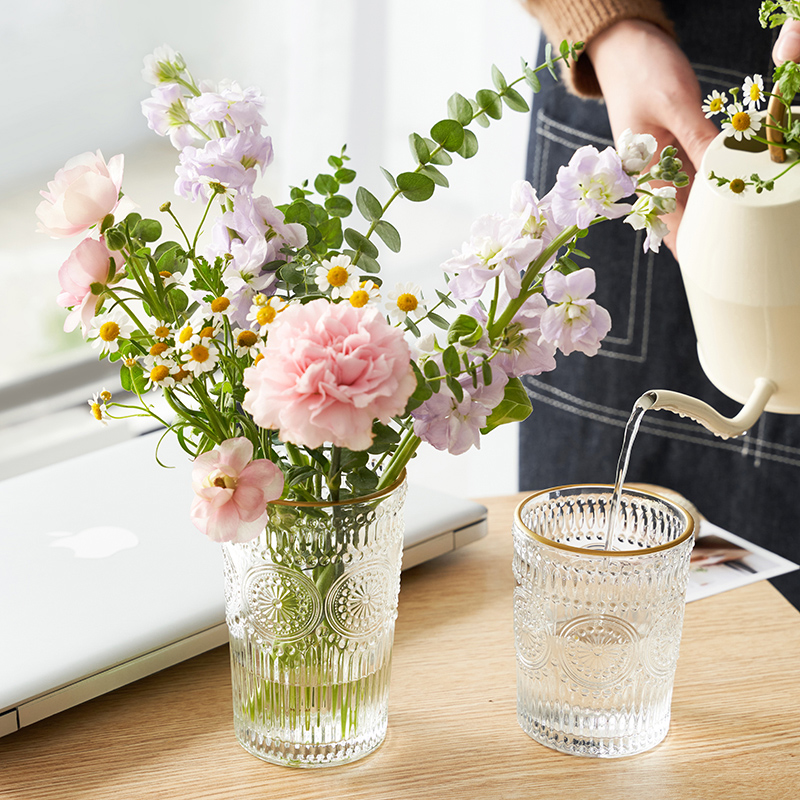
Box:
[246,296,285,329]
[145,363,176,390]
[142,340,174,370]
[702,90,727,118]
[231,327,262,357]
[722,103,763,141]
[315,255,359,299]
[182,340,219,376]
[348,280,381,309]
[385,282,426,324]
[207,289,237,322]
[88,393,109,426]
[88,309,134,355]
[742,74,765,110]
[148,320,173,341]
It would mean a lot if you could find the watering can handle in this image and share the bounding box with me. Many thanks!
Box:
[767,90,787,163]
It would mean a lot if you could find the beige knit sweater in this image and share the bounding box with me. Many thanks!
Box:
[519,0,675,96]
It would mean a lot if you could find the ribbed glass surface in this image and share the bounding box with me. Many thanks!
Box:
[513,486,693,758]
[223,481,406,767]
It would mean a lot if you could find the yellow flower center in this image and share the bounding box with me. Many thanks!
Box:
[257,305,277,326]
[90,402,103,421]
[350,290,369,308]
[749,85,761,102]
[179,326,193,344]
[149,341,169,357]
[200,326,215,339]
[173,367,191,382]
[190,344,210,363]
[150,365,170,382]
[708,97,723,113]
[154,325,170,339]
[729,178,746,194]
[122,356,138,368]
[253,352,265,366]
[327,265,349,287]
[99,321,120,342]
[211,296,230,313]
[397,293,418,313]
[159,270,172,279]
[237,330,258,348]
[99,390,112,403]
[731,111,751,132]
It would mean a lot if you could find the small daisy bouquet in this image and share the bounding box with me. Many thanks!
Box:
[37,42,687,543]
[702,1,800,193]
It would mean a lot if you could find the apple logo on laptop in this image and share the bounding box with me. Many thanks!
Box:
[48,527,139,559]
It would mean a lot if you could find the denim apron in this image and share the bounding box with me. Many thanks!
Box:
[520,4,800,607]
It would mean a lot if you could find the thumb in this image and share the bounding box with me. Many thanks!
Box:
[774,19,800,64]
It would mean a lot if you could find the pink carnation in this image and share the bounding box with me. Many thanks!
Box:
[36,150,132,238]
[242,299,416,451]
[57,237,121,334]
[190,438,284,543]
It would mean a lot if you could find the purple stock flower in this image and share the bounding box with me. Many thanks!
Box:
[174,132,274,202]
[549,145,635,229]
[540,268,611,357]
[189,81,267,134]
[441,214,543,300]
[141,84,196,150]
[412,361,507,455]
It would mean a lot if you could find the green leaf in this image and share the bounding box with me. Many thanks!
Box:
[368,422,402,454]
[447,314,483,347]
[423,358,440,382]
[447,92,473,125]
[404,315,421,337]
[396,172,435,202]
[522,61,541,93]
[286,465,319,487]
[318,216,343,248]
[457,129,479,159]
[335,167,356,184]
[502,87,530,113]
[420,164,449,188]
[409,133,431,164]
[328,154,344,169]
[427,311,449,330]
[435,289,456,309]
[442,345,460,376]
[356,253,381,274]
[356,186,383,222]
[314,173,339,196]
[423,138,453,166]
[405,362,434,411]
[374,220,401,252]
[470,98,490,128]
[544,42,558,80]
[279,263,304,286]
[283,201,311,224]
[491,64,508,91]
[475,89,503,120]
[344,228,379,259]
[430,119,465,152]
[380,167,397,189]
[559,39,571,65]
[348,467,379,495]
[445,375,464,402]
[325,195,353,218]
[481,377,532,434]
[134,218,162,242]
[124,212,142,227]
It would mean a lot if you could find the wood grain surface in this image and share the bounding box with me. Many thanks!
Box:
[2,493,799,800]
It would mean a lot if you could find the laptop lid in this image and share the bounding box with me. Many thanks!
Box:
[0,431,486,736]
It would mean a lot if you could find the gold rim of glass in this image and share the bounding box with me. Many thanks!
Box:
[514,483,695,557]
[268,469,407,509]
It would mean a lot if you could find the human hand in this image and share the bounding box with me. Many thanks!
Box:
[774,18,800,63]
[586,20,718,255]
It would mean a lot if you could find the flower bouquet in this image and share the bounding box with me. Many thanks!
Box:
[37,41,687,766]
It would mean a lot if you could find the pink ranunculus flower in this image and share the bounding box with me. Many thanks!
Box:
[36,150,133,238]
[190,437,284,543]
[57,237,122,334]
[242,299,417,451]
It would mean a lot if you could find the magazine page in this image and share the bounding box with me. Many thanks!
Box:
[687,520,799,603]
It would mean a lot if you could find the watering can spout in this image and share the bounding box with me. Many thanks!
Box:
[638,378,778,439]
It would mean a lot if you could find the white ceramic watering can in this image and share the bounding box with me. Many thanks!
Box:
[642,97,800,438]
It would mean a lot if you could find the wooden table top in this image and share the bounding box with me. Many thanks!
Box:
[2,493,799,800]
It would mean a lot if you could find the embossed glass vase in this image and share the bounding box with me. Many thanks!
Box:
[512,485,695,758]
[222,475,407,767]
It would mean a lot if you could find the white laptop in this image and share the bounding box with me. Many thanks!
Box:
[0,432,486,737]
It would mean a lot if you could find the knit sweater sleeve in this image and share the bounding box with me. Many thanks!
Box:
[519,0,675,96]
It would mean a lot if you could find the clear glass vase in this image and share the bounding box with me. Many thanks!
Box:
[513,485,695,757]
[222,475,407,767]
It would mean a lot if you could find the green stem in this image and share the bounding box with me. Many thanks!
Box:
[377,430,421,490]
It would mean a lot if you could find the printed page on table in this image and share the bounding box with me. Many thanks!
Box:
[686,520,799,602]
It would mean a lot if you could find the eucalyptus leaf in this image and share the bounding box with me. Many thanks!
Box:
[380,166,397,189]
[314,173,339,196]
[457,129,479,159]
[409,132,431,164]
[442,345,461,376]
[335,167,356,184]
[491,64,508,91]
[423,138,453,166]
[420,164,449,188]
[325,195,353,218]
[430,119,465,152]
[404,315,421,337]
[427,311,449,330]
[396,172,435,202]
[447,92,473,126]
[344,228,379,259]
[502,88,530,113]
[356,253,381,274]
[475,89,503,120]
[435,289,456,309]
[445,375,464,402]
[356,186,384,222]
[374,220,402,252]
[318,216,343,248]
